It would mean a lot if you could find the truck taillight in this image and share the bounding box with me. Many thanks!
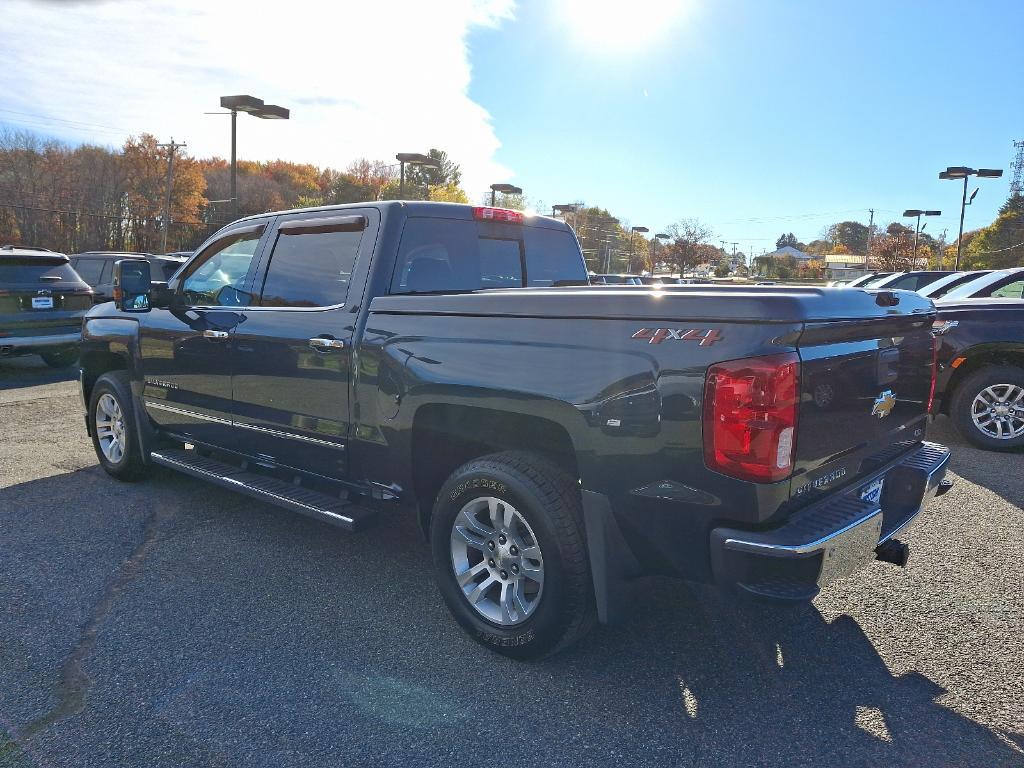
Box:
[703,353,800,483]
[473,206,524,224]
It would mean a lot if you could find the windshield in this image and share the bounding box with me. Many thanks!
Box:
[942,272,1018,300]
[0,258,80,284]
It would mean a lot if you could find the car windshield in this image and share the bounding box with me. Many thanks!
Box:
[0,257,79,284]
[943,272,1022,300]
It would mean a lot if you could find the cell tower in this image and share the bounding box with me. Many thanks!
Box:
[1011,140,1024,196]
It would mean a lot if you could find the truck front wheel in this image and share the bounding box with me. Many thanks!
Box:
[89,371,149,481]
[430,451,595,659]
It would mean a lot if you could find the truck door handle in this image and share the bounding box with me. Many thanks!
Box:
[203,330,229,339]
[309,336,345,352]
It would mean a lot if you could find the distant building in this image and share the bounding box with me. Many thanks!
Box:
[762,245,812,262]
[822,253,869,279]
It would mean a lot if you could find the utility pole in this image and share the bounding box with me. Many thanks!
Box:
[157,138,186,253]
[865,208,875,270]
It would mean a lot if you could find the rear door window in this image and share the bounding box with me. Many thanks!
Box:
[72,258,106,285]
[259,224,364,308]
[391,218,586,294]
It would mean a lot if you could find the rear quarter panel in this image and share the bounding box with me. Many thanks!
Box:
[355,302,802,578]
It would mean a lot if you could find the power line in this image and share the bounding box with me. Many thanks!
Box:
[0,108,137,138]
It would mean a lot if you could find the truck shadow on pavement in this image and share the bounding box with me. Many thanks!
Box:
[928,415,1024,508]
[1,466,1022,768]
[0,357,77,392]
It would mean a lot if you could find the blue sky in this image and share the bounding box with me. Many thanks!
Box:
[2,0,1022,255]
[468,0,1024,252]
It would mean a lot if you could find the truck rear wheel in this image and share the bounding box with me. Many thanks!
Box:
[430,451,595,660]
[951,365,1024,450]
[89,371,149,481]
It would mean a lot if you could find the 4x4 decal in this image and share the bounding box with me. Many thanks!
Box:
[632,328,722,346]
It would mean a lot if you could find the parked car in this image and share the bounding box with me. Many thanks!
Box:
[844,272,893,288]
[0,245,93,367]
[79,202,951,659]
[70,251,187,303]
[939,268,1024,301]
[864,271,957,292]
[932,296,1024,450]
[918,271,987,299]
[590,273,642,285]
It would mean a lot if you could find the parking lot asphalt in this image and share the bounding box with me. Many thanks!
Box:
[1,355,1023,768]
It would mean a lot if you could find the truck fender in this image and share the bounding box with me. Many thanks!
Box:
[81,316,157,462]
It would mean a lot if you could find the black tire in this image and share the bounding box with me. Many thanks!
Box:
[950,365,1024,451]
[40,346,79,368]
[89,371,149,480]
[430,451,596,660]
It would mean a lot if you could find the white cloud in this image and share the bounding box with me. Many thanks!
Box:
[0,0,515,196]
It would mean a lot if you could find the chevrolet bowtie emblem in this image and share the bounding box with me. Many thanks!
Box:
[872,390,896,419]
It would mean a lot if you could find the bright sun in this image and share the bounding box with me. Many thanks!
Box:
[557,0,695,53]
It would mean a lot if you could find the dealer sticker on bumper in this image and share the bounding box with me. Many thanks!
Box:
[860,477,885,506]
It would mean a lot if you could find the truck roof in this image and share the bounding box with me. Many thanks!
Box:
[231,200,572,231]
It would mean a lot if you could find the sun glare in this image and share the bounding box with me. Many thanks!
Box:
[558,0,695,53]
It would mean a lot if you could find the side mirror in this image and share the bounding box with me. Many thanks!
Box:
[114,259,152,312]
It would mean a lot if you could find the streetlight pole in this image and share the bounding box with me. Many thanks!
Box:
[939,166,1003,270]
[902,209,941,269]
[630,226,649,272]
[652,232,669,271]
[218,95,290,221]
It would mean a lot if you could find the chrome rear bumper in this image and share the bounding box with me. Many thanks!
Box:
[710,441,951,600]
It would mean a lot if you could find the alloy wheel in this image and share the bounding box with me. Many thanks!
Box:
[449,496,545,626]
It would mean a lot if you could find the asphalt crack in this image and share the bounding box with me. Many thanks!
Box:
[19,501,175,740]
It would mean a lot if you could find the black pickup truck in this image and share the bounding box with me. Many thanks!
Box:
[932,297,1024,450]
[78,202,951,658]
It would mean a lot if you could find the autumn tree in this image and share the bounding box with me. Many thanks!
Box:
[826,220,869,254]
[870,223,916,271]
[965,193,1024,269]
[664,218,713,275]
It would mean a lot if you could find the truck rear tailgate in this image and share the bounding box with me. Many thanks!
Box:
[791,299,935,502]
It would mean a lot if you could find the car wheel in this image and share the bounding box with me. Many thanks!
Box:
[40,347,79,368]
[430,451,596,660]
[951,365,1024,450]
[89,371,149,480]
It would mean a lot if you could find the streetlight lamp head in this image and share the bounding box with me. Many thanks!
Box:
[655,233,670,239]
[942,166,972,179]
[220,95,264,113]
[977,168,1003,178]
[490,183,521,194]
[925,210,941,216]
[903,209,923,217]
[631,226,649,233]
[254,104,290,119]
[396,152,435,165]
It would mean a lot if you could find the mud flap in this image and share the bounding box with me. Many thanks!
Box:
[581,489,642,624]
